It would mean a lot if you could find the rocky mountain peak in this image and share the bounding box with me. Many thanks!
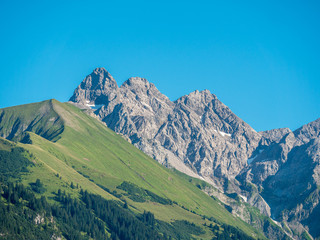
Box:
[177,89,215,102]
[93,67,108,74]
[120,77,173,110]
[121,77,157,94]
[174,89,218,116]
[69,68,118,105]
[259,128,292,145]
[122,76,149,86]
[81,67,118,90]
[294,118,320,145]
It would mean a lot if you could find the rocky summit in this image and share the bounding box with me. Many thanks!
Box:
[70,67,320,239]
[70,68,263,185]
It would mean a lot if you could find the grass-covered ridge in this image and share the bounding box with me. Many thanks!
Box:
[0,100,64,142]
[0,100,266,239]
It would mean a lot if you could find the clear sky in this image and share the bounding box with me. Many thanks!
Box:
[0,0,319,131]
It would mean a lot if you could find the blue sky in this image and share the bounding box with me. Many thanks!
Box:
[0,0,319,131]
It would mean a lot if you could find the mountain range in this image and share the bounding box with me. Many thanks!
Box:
[69,67,320,239]
[0,67,318,239]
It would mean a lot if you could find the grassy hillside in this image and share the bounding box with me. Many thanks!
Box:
[0,99,266,239]
[0,100,64,142]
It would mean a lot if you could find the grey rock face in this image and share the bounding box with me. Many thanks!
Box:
[242,118,320,238]
[244,119,320,185]
[69,68,264,187]
[259,128,292,146]
[70,68,320,239]
[294,118,320,145]
[70,68,119,106]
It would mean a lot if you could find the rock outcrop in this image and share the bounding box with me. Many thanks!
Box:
[240,118,320,237]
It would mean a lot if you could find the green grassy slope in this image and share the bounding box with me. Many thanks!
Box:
[0,100,64,142]
[0,99,266,239]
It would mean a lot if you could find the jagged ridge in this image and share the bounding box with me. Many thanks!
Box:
[69,67,319,239]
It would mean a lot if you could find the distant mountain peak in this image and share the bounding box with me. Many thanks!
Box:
[200,89,212,95]
[176,89,217,105]
[294,117,320,144]
[92,67,108,74]
[69,68,118,104]
[69,67,262,183]
[84,67,117,90]
[125,76,149,84]
[121,77,153,90]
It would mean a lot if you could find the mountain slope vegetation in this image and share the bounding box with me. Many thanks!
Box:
[0,99,269,239]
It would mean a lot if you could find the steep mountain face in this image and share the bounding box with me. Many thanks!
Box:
[69,67,118,105]
[241,118,320,237]
[70,68,266,187]
[69,68,319,239]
